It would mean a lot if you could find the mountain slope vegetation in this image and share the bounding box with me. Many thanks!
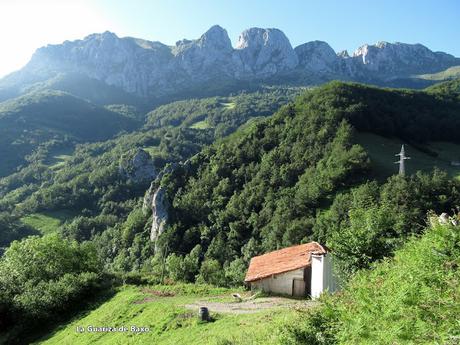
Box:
[154,80,460,282]
[0,90,138,176]
[1,78,460,344]
[0,87,301,251]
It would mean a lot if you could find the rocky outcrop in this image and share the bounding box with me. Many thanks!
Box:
[142,181,156,215]
[143,184,169,246]
[119,148,156,183]
[172,25,240,82]
[3,26,459,99]
[350,41,459,79]
[27,31,174,97]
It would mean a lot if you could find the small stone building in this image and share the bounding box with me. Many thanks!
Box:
[244,242,337,298]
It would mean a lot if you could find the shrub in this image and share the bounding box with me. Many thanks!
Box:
[196,259,226,286]
[0,234,103,328]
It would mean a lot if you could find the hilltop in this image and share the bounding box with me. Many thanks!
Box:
[0,90,137,176]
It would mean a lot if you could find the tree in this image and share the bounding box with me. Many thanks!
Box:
[196,259,225,286]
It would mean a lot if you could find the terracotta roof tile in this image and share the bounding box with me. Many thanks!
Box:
[244,242,327,282]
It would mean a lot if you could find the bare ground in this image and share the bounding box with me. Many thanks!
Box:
[184,296,318,314]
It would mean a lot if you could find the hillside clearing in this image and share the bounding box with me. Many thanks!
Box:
[189,120,212,129]
[220,101,236,109]
[416,65,460,80]
[356,132,460,180]
[45,146,74,170]
[21,210,76,235]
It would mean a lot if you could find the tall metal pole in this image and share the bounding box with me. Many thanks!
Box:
[395,144,410,175]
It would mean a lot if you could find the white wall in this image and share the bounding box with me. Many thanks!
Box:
[250,268,305,296]
[311,253,337,299]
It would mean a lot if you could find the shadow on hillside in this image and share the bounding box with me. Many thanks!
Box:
[2,288,117,345]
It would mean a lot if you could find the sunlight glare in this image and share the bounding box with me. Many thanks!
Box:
[0,0,112,77]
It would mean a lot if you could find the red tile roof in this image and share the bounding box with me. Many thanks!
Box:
[244,242,327,282]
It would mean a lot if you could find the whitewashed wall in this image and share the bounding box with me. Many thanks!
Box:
[311,253,337,299]
[250,268,305,296]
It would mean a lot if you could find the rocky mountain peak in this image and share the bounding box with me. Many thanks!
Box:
[236,27,298,76]
[98,31,118,40]
[198,25,232,51]
[337,50,350,58]
[295,41,338,72]
[351,41,459,75]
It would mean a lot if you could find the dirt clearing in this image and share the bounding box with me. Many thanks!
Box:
[184,296,318,314]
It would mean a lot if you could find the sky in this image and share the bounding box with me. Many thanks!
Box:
[0,0,459,78]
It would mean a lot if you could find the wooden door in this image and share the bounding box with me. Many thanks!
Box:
[292,279,306,297]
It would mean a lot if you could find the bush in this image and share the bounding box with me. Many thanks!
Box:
[196,259,226,286]
[0,234,103,328]
[277,301,339,345]
[224,258,247,287]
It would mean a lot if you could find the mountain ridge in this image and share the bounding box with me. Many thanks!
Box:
[1,25,459,101]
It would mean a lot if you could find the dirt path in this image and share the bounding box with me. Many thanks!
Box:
[184,296,318,314]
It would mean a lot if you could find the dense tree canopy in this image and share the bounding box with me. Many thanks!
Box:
[0,235,102,331]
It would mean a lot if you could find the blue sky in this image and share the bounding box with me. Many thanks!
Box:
[0,0,459,77]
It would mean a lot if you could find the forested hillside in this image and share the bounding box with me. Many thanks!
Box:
[153,81,460,284]
[0,87,301,251]
[0,90,138,177]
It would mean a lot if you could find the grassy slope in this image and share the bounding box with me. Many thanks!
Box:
[334,221,460,344]
[35,285,293,345]
[356,132,460,180]
[21,210,76,235]
[417,66,460,81]
[220,102,236,109]
[279,221,460,345]
[189,120,212,129]
[44,146,75,170]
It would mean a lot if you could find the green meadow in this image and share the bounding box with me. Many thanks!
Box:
[35,284,298,345]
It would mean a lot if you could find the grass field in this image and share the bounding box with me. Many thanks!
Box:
[45,147,74,170]
[34,284,297,345]
[220,102,236,110]
[416,65,460,81]
[356,132,460,180]
[141,145,159,156]
[189,120,212,129]
[21,210,77,235]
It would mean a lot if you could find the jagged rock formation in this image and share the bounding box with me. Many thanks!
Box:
[118,148,156,183]
[142,181,156,215]
[351,41,458,78]
[142,162,190,249]
[144,185,169,246]
[1,26,459,99]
